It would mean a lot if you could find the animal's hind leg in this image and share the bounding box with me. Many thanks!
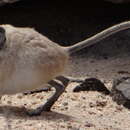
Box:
[24,76,83,95]
[56,75,84,84]
[56,76,70,86]
[27,77,69,116]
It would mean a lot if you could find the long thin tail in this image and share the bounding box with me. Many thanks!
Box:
[65,21,130,54]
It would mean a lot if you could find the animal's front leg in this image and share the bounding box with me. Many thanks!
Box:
[27,77,69,116]
[23,85,52,95]
[56,76,84,84]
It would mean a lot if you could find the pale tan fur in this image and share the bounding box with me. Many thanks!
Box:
[0,25,68,95]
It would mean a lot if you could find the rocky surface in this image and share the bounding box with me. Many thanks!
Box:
[111,77,130,108]
[73,78,110,95]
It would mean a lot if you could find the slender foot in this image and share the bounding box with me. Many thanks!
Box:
[27,77,69,116]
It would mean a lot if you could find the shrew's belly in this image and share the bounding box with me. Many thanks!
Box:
[0,45,68,95]
[1,62,66,95]
[1,70,46,95]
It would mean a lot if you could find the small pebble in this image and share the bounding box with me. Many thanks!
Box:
[63,102,68,106]
[84,121,95,127]
[7,101,12,104]
[89,102,95,108]
[96,101,107,107]
[17,95,23,99]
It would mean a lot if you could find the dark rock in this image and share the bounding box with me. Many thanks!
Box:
[111,76,130,108]
[73,78,110,95]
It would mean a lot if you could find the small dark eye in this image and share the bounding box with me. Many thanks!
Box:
[0,27,6,50]
[0,27,5,32]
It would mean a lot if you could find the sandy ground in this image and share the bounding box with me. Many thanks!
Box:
[0,54,130,130]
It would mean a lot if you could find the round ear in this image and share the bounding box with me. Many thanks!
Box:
[0,27,6,50]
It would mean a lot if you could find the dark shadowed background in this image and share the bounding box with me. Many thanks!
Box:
[0,0,130,57]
